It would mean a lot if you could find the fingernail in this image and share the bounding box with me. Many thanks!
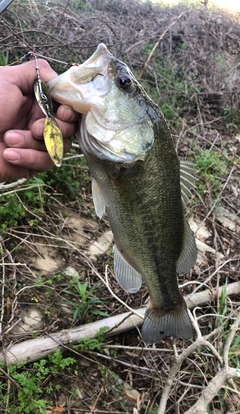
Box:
[3,149,20,162]
[61,106,76,121]
[5,131,23,146]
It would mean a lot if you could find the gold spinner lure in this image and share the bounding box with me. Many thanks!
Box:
[22,51,64,167]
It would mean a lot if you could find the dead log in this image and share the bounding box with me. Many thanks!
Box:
[0,281,239,365]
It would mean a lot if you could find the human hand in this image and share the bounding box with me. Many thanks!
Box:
[0,59,78,182]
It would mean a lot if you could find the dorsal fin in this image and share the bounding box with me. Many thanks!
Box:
[113,245,142,293]
[177,218,197,275]
[92,178,106,219]
[180,161,197,208]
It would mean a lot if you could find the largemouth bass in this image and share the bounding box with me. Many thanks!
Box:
[48,44,197,344]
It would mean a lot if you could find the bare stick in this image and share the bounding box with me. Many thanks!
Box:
[138,11,186,80]
[185,367,240,414]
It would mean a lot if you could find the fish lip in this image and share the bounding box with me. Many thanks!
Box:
[81,43,112,67]
[47,44,112,112]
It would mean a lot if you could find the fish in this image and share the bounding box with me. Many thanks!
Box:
[48,44,197,344]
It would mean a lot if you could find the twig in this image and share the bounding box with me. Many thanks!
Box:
[0,178,27,190]
[158,308,240,414]
[185,366,240,414]
[223,307,240,367]
[138,11,186,80]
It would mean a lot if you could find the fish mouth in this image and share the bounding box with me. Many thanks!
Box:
[48,43,112,114]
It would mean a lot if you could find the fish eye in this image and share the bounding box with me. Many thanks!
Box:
[115,73,133,91]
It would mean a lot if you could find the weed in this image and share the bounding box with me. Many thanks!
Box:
[222,106,240,131]
[137,46,199,126]
[73,0,90,11]
[48,349,76,373]
[0,350,76,413]
[0,148,90,236]
[0,53,8,65]
[0,177,45,234]
[37,147,91,202]
[73,326,108,352]
[142,405,158,414]
[64,277,108,323]
[192,149,228,196]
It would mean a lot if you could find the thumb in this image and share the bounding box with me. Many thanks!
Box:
[11,58,58,94]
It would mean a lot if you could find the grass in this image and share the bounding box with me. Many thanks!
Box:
[192,149,229,196]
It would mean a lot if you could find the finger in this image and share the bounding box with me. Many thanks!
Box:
[32,117,77,140]
[3,147,57,171]
[0,142,39,181]
[56,104,80,122]
[3,137,72,166]
[4,130,46,151]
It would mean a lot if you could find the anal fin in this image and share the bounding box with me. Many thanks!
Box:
[113,245,142,293]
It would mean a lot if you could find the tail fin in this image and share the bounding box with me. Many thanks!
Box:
[141,301,192,344]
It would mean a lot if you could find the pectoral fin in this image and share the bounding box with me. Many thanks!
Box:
[177,218,197,275]
[180,161,198,207]
[113,245,142,293]
[92,178,106,219]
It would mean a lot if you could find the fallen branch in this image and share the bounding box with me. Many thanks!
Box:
[0,309,145,365]
[0,281,239,365]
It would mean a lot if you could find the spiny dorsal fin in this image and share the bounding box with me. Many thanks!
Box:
[180,161,198,208]
[177,218,197,275]
[92,178,106,219]
[113,245,142,293]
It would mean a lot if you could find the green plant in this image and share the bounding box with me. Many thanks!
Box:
[0,178,45,234]
[73,326,108,352]
[48,349,76,373]
[0,350,76,413]
[222,106,240,130]
[142,404,158,414]
[64,277,108,323]
[0,53,8,65]
[37,147,91,202]
[73,0,90,11]
[216,280,240,368]
[136,47,199,127]
[193,149,228,196]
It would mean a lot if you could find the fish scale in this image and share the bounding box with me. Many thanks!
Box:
[48,43,197,344]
